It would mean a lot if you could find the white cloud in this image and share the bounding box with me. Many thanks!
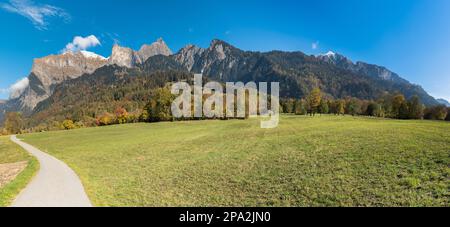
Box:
[1,0,70,30]
[63,35,101,53]
[2,77,30,99]
[312,41,319,50]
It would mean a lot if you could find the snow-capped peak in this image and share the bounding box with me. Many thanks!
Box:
[323,51,336,57]
[80,50,108,60]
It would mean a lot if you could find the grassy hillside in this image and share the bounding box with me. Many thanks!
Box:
[0,136,38,206]
[19,115,449,207]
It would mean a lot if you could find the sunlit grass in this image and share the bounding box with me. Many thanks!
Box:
[19,115,450,207]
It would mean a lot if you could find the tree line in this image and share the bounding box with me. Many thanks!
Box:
[281,88,450,121]
[1,87,449,135]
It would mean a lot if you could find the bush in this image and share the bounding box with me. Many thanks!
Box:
[115,107,129,124]
[62,120,76,130]
[96,113,115,126]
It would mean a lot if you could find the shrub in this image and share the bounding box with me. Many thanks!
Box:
[97,113,115,126]
[115,107,129,124]
[62,120,76,130]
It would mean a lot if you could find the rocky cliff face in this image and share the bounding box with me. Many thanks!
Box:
[174,39,249,81]
[108,45,137,68]
[137,38,172,62]
[32,51,108,88]
[174,44,205,71]
[108,38,172,68]
[12,51,109,112]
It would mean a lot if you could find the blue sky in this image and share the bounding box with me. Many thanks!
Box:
[0,0,449,101]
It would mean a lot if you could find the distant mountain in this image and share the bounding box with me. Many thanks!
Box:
[29,58,191,126]
[437,98,450,107]
[317,51,406,83]
[171,40,438,105]
[2,51,108,118]
[1,38,441,126]
[0,38,173,123]
[316,51,437,105]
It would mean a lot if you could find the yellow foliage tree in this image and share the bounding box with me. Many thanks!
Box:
[307,87,322,116]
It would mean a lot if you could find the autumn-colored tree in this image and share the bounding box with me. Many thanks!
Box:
[391,94,406,118]
[97,112,114,126]
[307,88,322,116]
[435,106,447,120]
[424,105,448,120]
[336,100,345,115]
[62,119,76,130]
[398,102,410,119]
[319,99,329,115]
[143,87,174,122]
[115,107,129,124]
[408,96,424,119]
[294,99,307,115]
[283,99,295,114]
[4,112,23,134]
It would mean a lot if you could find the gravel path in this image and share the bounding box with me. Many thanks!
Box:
[10,135,92,207]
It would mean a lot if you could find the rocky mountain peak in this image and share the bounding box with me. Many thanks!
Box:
[209,39,234,50]
[109,44,136,68]
[32,51,108,86]
[317,51,353,65]
[138,38,173,61]
[109,38,173,68]
[9,50,109,112]
[174,44,205,71]
[208,39,236,61]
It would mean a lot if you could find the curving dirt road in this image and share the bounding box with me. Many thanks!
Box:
[10,135,92,207]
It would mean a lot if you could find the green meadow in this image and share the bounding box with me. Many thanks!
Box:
[19,115,450,207]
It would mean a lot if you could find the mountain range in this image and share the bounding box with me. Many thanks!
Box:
[437,98,450,107]
[0,38,441,124]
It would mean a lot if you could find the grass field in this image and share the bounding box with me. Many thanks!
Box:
[0,136,39,206]
[19,115,450,207]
